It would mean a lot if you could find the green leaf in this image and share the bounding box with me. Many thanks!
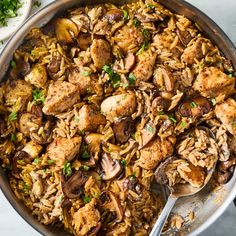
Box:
[145,123,155,133]
[63,162,72,177]
[228,74,233,78]
[211,98,217,106]
[121,159,126,167]
[33,158,40,165]
[80,70,92,77]
[180,121,186,128]
[83,195,91,203]
[48,160,55,165]
[169,114,177,123]
[32,89,46,105]
[122,10,129,20]
[10,60,16,68]
[136,42,149,55]
[147,4,155,9]
[81,165,90,171]
[81,150,90,159]
[133,18,140,28]
[8,111,17,121]
[190,102,197,108]
[128,73,136,86]
[158,111,165,115]
[102,65,121,88]
[11,133,16,142]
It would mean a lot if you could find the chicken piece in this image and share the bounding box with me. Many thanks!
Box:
[114,25,144,54]
[72,198,101,236]
[139,136,175,170]
[25,64,47,88]
[101,93,136,122]
[77,33,92,50]
[181,38,205,65]
[32,180,43,198]
[91,39,111,70]
[76,105,106,132]
[19,113,42,137]
[132,50,157,86]
[4,80,32,109]
[22,141,43,158]
[68,68,94,95]
[215,98,236,137]
[42,81,80,115]
[193,67,235,99]
[47,136,81,166]
[177,161,205,188]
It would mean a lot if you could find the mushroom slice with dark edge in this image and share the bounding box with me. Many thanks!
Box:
[87,222,102,236]
[100,191,123,222]
[61,170,88,199]
[178,96,211,118]
[9,58,30,79]
[154,156,178,185]
[104,9,125,22]
[100,153,122,180]
[55,18,79,44]
[113,117,135,143]
[139,120,157,149]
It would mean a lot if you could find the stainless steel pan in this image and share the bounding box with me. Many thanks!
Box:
[0,1,236,235]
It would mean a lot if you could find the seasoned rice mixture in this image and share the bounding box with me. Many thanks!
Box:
[0,0,236,235]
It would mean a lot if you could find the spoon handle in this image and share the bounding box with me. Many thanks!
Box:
[149,195,178,236]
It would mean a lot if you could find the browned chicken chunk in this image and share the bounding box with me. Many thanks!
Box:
[25,64,47,88]
[132,50,157,86]
[215,98,236,137]
[138,136,176,170]
[181,38,205,65]
[177,161,205,188]
[4,80,32,109]
[43,81,80,115]
[22,141,43,158]
[47,136,81,166]
[72,198,101,236]
[100,93,136,122]
[77,105,106,132]
[91,39,112,70]
[193,67,235,99]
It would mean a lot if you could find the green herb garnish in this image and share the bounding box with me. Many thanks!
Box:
[33,158,40,165]
[63,162,72,177]
[83,195,91,203]
[122,10,129,20]
[211,98,217,106]
[136,42,149,55]
[180,121,186,128]
[81,150,90,159]
[80,70,92,77]
[158,111,165,115]
[146,123,155,133]
[190,102,197,108]
[133,18,140,28]
[103,65,121,88]
[48,160,55,165]
[169,114,177,123]
[128,73,136,86]
[32,89,46,105]
[8,111,17,121]
[121,159,126,167]
[10,60,16,68]
[147,4,155,9]
[228,74,233,78]
[81,165,90,171]
[11,133,16,142]
[0,0,22,27]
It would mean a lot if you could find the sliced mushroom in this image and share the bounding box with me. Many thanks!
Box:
[9,58,30,79]
[176,28,193,46]
[100,153,122,180]
[123,176,142,195]
[178,96,211,118]
[87,222,102,236]
[19,113,42,137]
[47,54,62,80]
[61,170,88,199]
[85,133,103,154]
[215,171,232,184]
[12,151,31,179]
[152,96,170,112]
[104,9,124,22]
[113,117,134,143]
[218,157,236,172]
[155,156,178,185]
[77,33,92,50]
[100,191,123,222]
[139,120,157,148]
[55,18,79,44]
[153,66,175,92]
[124,52,135,71]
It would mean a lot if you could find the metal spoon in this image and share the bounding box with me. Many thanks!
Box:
[149,126,217,236]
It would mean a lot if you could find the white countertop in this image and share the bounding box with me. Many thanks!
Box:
[0,0,236,235]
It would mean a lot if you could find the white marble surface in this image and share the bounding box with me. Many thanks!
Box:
[0,0,236,235]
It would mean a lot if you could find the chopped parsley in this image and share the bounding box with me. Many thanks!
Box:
[81,150,90,159]
[136,42,149,55]
[228,74,233,78]
[23,183,30,192]
[121,159,126,167]
[133,18,140,28]
[103,65,121,88]
[142,28,151,39]
[32,89,46,105]
[17,160,24,165]
[129,172,137,180]
[0,0,22,26]
[63,162,72,177]
[180,121,186,128]
[8,111,17,121]
[147,4,155,9]
[158,111,165,115]
[128,73,136,86]
[169,114,177,123]
[145,123,155,133]
[33,158,40,165]
[81,165,90,171]
[122,10,129,20]
[83,195,91,203]
[190,102,197,108]
[11,133,16,142]
[211,98,217,106]
[10,60,16,68]
[80,70,92,77]
[48,160,55,165]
